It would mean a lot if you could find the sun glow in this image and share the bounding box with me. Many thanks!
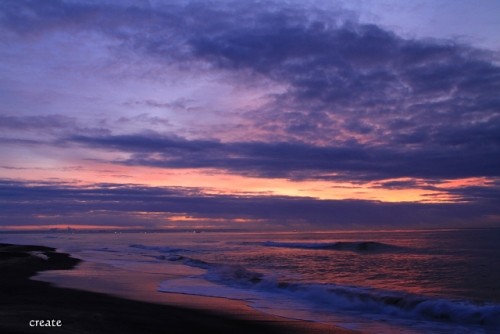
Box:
[1,160,476,203]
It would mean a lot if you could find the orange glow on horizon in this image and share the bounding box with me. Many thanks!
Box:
[164,215,265,224]
[1,162,491,204]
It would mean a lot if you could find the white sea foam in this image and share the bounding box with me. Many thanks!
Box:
[157,252,500,330]
[29,251,49,260]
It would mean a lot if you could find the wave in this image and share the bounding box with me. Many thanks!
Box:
[160,254,210,268]
[310,285,500,327]
[261,241,403,253]
[130,243,212,269]
[210,264,500,327]
[158,252,500,328]
[129,244,188,254]
[137,242,498,328]
[90,247,120,253]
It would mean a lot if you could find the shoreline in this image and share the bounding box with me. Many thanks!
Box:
[0,242,358,334]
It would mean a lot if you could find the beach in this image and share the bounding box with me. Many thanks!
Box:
[0,242,356,334]
[2,229,500,334]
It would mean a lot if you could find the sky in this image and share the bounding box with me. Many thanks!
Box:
[0,0,499,231]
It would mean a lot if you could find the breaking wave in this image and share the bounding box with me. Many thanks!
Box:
[134,242,499,329]
[129,244,189,254]
[158,252,500,328]
[261,241,404,252]
[130,244,210,267]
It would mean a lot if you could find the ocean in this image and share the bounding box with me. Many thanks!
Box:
[2,228,500,333]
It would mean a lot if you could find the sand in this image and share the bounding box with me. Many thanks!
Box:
[0,243,359,334]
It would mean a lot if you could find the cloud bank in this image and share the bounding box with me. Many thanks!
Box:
[0,0,499,228]
[1,180,498,229]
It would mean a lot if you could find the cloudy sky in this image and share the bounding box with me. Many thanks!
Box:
[1,0,499,230]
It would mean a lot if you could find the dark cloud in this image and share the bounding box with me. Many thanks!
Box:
[374,179,424,190]
[0,114,76,130]
[2,1,499,134]
[443,180,500,202]
[122,99,198,113]
[158,2,500,180]
[0,137,47,145]
[0,0,149,37]
[0,115,110,141]
[68,133,500,181]
[0,180,498,229]
[1,1,499,202]
[116,113,171,127]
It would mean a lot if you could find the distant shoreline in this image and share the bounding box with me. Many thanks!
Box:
[3,226,499,234]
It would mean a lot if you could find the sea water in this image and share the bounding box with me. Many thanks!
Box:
[2,228,500,333]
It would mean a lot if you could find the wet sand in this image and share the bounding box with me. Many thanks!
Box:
[0,243,358,334]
